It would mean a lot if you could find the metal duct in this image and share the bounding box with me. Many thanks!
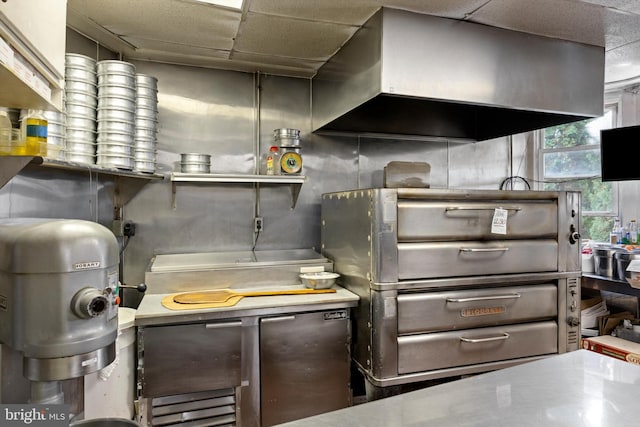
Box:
[311,8,605,141]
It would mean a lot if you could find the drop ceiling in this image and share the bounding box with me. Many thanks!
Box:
[67,0,640,87]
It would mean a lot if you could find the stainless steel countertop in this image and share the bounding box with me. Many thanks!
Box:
[135,285,359,326]
[278,350,640,427]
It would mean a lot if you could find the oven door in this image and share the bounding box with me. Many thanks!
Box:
[397,321,558,374]
[397,240,558,279]
[397,284,558,334]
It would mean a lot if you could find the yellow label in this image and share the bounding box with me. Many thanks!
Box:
[461,306,506,317]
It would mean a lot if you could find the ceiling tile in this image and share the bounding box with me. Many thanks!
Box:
[121,37,231,59]
[233,12,359,60]
[68,0,241,49]
[382,0,492,19]
[606,40,640,83]
[579,0,640,15]
[249,0,381,25]
[469,0,607,47]
[231,51,322,74]
[600,9,640,50]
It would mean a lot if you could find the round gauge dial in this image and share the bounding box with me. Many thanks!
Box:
[280,151,302,174]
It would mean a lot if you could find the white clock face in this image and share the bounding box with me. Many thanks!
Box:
[280,151,302,174]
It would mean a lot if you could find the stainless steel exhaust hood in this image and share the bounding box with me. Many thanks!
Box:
[311,8,605,141]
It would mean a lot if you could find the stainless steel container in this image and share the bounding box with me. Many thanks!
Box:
[97,120,136,134]
[593,246,624,278]
[0,218,119,381]
[615,250,640,281]
[66,101,96,119]
[99,84,136,99]
[65,67,98,83]
[66,151,96,164]
[66,90,98,107]
[274,128,300,147]
[180,153,211,173]
[97,108,135,122]
[135,107,157,120]
[98,95,136,112]
[97,154,135,170]
[66,53,97,70]
[97,142,135,156]
[136,74,158,90]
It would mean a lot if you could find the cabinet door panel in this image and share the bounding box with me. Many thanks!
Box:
[260,310,351,426]
[141,321,242,397]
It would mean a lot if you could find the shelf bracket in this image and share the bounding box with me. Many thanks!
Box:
[171,182,177,210]
[290,183,302,209]
[0,156,40,189]
[109,175,153,209]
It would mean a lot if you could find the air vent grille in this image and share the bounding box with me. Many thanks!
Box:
[150,388,236,426]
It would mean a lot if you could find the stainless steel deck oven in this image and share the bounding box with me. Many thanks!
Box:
[321,188,581,397]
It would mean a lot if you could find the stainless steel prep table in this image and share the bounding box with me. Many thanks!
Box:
[135,273,358,427]
[277,349,640,427]
[135,285,359,326]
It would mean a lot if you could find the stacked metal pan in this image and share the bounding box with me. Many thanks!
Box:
[96,60,136,170]
[134,74,158,173]
[64,54,97,164]
[43,110,65,160]
[180,153,211,173]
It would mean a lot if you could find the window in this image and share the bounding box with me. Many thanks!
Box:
[538,104,618,242]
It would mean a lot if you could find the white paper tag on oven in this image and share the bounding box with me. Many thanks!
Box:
[491,208,508,235]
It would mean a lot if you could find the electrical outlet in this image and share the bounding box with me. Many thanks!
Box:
[254,217,264,232]
[123,222,136,237]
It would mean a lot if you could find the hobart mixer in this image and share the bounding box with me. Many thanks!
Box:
[0,218,119,406]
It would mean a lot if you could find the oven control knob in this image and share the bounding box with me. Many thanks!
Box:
[570,300,578,312]
[567,317,580,327]
[569,225,580,244]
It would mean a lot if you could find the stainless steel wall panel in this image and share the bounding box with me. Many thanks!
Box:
[0,171,112,223]
[447,138,510,189]
[397,240,559,280]
[2,55,531,302]
[357,136,448,188]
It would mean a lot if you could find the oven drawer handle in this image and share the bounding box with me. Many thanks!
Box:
[459,247,509,253]
[460,333,510,343]
[446,293,521,303]
[445,207,522,212]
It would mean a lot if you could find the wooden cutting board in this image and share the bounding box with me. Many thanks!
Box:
[161,288,337,311]
[173,288,336,304]
[162,294,243,310]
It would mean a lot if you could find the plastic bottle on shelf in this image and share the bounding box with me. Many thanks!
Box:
[0,107,12,155]
[265,145,280,175]
[630,220,638,244]
[19,109,47,156]
[610,217,622,245]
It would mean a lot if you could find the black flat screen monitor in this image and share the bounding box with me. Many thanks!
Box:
[600,125,640,181]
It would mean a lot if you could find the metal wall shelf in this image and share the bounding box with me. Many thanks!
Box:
[170,172,306,209]
[0,156,164,207]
